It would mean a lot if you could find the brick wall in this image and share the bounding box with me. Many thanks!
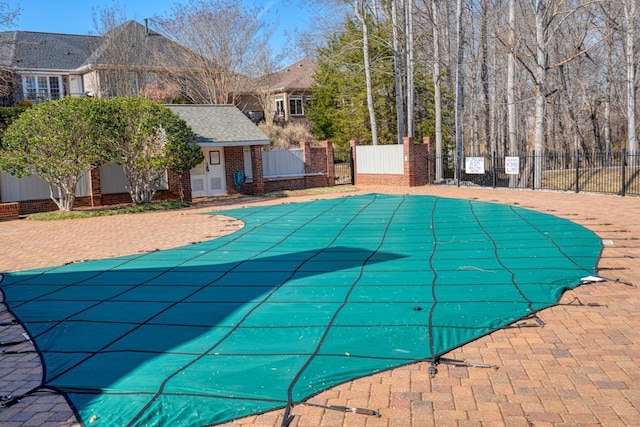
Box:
[240,141,335,196]
[0,202,19,222]
[355,173,405,186]
[403,137,432,186]
[350,137,433,187]
[223,146,247,195]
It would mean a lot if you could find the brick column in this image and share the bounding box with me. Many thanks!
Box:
[403,137,414,186]
[324,140,335,186]
[250,145,265,196]
[300,141,311,174]
[90,166,102,207]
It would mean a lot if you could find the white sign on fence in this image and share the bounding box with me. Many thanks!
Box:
[465,157,485,174]
[505,157,520,175]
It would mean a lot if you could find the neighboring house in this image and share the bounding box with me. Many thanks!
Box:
[0,20,185,105]
[167,104,270,197]
[0,22,317,122]
[236,59,316,126]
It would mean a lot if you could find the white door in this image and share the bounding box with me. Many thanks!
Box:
[190,148,227,197]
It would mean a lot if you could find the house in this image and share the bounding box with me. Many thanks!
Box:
[0,23,324,219]
[0,20,185,105]
[0,104,271,218]
[166,104,270,197]
[236,59,316,126]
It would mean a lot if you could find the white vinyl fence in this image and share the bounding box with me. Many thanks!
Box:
[99,163,167,194]
[356,145,403,174]
[243,149,306,180]
[0,171,90,202]
[0,163,167,203]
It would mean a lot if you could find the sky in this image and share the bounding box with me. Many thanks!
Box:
[6,0,313,64]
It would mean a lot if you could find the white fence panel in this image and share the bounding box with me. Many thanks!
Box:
[0,171,90,202]
[100,163,167,194]
[263,149,305,179]
[356,145,403,174]
[243,151,254,180]
[100,163,128,194]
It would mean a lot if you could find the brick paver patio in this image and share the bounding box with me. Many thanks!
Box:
[1,186,638,427]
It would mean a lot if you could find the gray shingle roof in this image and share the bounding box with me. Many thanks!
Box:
[0,30,96,70]
[166,104,270,146]
[267,59,316,91]
[0,21,185,71]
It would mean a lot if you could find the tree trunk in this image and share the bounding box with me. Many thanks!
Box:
[432,0,444,182]
[624,0,638,155]
[405,0,415,138]
[507,0,519,187]
[480,0,491,155]
[354,0,379,145]
[454,0,465,182]
[533,0,547,189]
[392,0,405,144]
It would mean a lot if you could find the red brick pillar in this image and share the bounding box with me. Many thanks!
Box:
[300,141,311,174]
[250,144,265,196]
[324,140,335,186]
[90,166,102,207]
[403,136,414,186]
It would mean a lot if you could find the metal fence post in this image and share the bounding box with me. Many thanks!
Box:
[349,147,355,185]
[621,149,626,197]
[492,151,497,188]
[575,149,580,193]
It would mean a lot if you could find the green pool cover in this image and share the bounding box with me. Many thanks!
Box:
[0,194,601,426]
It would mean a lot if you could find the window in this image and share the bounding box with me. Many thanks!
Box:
[289,97,303,116]
[126,72,139,96]
[22,75,63,102]
[102,71,118,98]
[144,73,157,85]
[275,99,284,116]
[100,71,139,97]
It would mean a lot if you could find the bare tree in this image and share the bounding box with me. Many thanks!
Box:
[0,2,20,98]
[391,0,405,144]
[623,0,638,154]
[507,0,519,186]
[152,0,274,105]
[249,47,286,124]
[354,0,379,145]
[454,0,465,182]
[405,0,415,139]
[91,1,127,35]
[431,0,444,182]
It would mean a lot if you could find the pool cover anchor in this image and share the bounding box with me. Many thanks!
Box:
[281,401,381,426]
[559,297,607,307]
[428,357,499,378]
[0,386,55,411]
[505,314,545,329]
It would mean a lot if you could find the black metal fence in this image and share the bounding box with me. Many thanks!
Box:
[434,150,640,196]
[334,148,354,185]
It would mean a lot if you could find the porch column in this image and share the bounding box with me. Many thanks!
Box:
[250,145,265,196]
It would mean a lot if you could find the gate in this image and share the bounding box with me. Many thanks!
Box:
[333,148,354,185]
